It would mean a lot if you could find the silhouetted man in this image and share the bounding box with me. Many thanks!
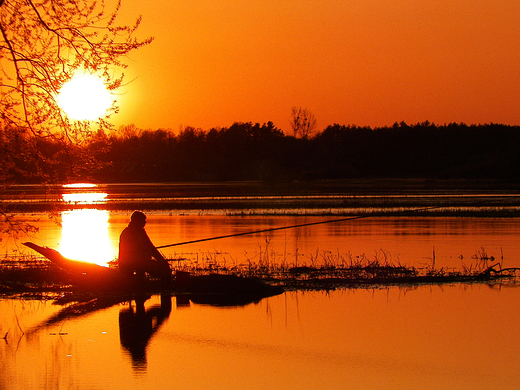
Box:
[119,211,171,281]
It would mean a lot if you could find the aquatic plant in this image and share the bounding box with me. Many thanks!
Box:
[1,247,519,294]
[166,246,520,291]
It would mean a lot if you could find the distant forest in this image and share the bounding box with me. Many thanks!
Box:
[5,121,520,183]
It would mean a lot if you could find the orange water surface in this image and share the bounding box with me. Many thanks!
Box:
[19,210,520,273]
[3,186,520,389]
[1,285,519,390]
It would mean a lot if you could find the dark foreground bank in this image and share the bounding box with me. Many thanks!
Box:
[2,249,519,298]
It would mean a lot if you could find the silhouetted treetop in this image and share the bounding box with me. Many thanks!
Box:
[7,121,520,183]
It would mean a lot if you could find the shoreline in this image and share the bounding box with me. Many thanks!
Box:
[2,179,520,216]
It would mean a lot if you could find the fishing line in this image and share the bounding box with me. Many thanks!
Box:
[156,198,504,249]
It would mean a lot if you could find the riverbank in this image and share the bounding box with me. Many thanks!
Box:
[2,250,519,295]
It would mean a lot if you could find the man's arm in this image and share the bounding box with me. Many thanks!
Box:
[151,246,166,261]
[142,231,166,261]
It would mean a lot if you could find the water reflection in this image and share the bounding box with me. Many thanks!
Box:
[119,295,173,373]
[59,209,116,266]
[3,285,520,390]
[62,192,108,204]
[62,183,98,189]
[58,184,117,266]
[61,183,108,205]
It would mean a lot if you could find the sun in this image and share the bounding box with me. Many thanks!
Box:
[57,73,113,120]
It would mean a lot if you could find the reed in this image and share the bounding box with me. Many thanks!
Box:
[167,246,520,291]
[0,254,72,292]
[1,247,519,293]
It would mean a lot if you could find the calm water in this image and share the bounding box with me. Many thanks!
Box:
[11,211,520,272]
[2,287,520,390]
[2,183,520,389]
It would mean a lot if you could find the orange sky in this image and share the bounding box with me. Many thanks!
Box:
[113,0,520,133]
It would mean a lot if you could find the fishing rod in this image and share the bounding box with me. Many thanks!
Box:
[155,203,451,249]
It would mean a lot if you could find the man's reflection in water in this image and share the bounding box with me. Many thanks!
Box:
[119,294,173,373]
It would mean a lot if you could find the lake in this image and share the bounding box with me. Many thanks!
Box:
[2,286,520,390]
[1,182,520,389]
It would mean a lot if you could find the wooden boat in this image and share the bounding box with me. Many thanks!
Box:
[23,242,136,291]
[23,242,116,278]
[22,242,283,301]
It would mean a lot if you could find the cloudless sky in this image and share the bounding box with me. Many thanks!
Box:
[113,0,520,133]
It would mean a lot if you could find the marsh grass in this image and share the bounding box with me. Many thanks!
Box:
[0,254,71,292]
[167,245,520,290]
[1,246,519,293]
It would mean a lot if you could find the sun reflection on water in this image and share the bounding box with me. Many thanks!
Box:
[62,183,98,189]
[59,209,117,266]
[59,185,117,266]
[62,192,108,204]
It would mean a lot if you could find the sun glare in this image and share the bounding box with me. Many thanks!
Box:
[63,183,98,189]
[58,73,113,120]
[62,192,108,204]
[59,209,117,266]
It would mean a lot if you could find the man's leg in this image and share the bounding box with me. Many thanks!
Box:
[147,259,172,281]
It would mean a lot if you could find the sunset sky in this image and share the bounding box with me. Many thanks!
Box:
[114,0,520,133]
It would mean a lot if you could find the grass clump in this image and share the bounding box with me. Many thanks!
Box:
[1,247,519,293]
[0,254,71,293]
[168,246,520,291]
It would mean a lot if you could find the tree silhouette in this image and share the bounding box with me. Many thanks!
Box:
[0,0,152,142]
[290,106,317,139]
[0,0,151,233]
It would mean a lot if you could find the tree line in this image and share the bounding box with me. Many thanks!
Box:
[3,121,520,184]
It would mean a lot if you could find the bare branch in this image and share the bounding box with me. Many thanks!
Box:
[290,106,318,139]
[0,0,152,236]
[0,0,152,141]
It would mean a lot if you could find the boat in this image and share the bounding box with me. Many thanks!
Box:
[22,242,142,291]
[23,242,117,278]
[22,242,283,301]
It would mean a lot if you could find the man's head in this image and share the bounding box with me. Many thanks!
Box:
[130,210,147,227]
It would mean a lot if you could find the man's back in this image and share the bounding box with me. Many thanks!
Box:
[118,211,171,280]
[119,224,155,268]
